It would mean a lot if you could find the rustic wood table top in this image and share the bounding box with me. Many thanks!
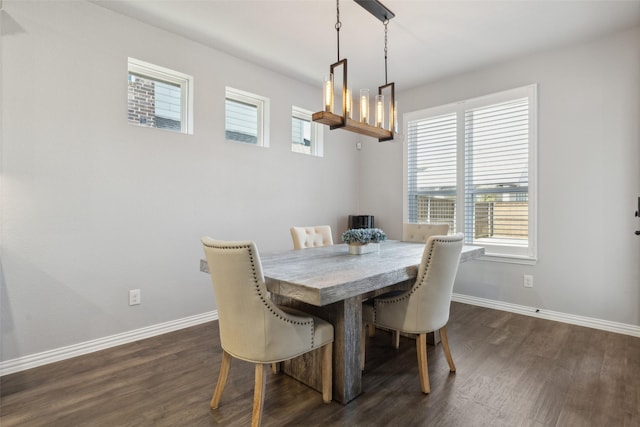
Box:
[262,240,484,306]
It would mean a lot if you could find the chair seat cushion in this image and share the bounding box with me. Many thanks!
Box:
[279,306,334,348]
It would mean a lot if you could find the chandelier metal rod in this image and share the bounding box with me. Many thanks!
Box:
[384,19,388,85]
[336,0,342,61]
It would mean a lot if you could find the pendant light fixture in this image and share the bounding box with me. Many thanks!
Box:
[312,0,398,142]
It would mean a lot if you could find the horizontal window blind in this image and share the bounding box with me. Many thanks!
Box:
[406,112,457,233]
[404,85,536,260]
[465,98,529,247]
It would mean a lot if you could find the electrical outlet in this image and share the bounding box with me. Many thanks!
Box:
[200,259,209,273]
[129,289,141,305]
[523,275,533,288]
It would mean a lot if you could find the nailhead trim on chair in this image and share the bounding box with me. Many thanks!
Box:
[373,237,462,321]
[204,240,317,349]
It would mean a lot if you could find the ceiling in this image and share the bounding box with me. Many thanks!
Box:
[93,0,640,91]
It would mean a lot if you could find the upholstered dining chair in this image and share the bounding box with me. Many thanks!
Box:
[402,223,450,243]
[201,238,334,427]
[361,233,464,394]
[290,225,334,249]
[378,223,451,347]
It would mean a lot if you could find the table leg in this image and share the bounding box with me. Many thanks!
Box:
[272,295,363,404]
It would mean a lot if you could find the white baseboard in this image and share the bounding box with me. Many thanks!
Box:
[0,310,218,376]
[452,293,640,338]
[3,295,640,377]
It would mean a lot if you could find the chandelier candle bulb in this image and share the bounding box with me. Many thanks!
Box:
[324,74,334,113]
[375,94,384,128]
[345,88,353,119]
[360,89,370,124]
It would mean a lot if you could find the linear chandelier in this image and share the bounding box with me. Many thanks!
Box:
[312,0,398,142]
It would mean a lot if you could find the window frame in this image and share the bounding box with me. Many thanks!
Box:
[127,57,193,134]
[225,87,270,148]
[403,85,538,263]
[291,106,324,157]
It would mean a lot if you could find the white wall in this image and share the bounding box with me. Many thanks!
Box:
[359,26,640,326]
[0,0,360,361]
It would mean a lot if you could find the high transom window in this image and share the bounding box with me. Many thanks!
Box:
[127,58,193,134]
[292,106,323,157]
[225,87,270,147]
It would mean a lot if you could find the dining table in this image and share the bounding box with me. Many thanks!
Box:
[262,240,484,404]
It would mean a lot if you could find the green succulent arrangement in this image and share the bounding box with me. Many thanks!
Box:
[341,228,388,245]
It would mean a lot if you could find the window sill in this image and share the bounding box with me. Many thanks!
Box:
[477,254,537,265]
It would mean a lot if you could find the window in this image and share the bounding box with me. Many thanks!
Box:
[404,85,537,261]
[127,58,193,134]
[291,106,323,157]
[225,87,270,147]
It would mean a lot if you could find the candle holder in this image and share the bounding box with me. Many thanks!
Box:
[323,74,334,113]
[360,89,370,124]
[375,94,384,128]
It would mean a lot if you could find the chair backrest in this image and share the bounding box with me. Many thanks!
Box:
[290,225,333,249]
[201,238,316,363]
[410,233,463,331]
[402,223,450,243]
[375,233,463,333]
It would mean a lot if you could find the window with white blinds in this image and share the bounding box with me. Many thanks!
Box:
[225,87,270,147]
[404,85,537,261]
[406,112,458,232]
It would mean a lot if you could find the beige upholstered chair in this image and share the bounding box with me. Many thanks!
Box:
[362,233,464,394]
[381,223,450,347]
[201,238,334,427]
[402,223,450,242]
[290,225,334,249]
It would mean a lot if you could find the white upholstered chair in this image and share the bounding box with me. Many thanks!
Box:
[201,238,334,427]
[379,223,451,347]
[361,233,464,394]
[290,225,334,250]
[402,223,450,243]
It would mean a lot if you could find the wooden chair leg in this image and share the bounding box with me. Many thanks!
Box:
[416,333,430,394]
[321,343,333,403]
[368,323,376,337]
[251,364,267,427]
[439,326,456,373]
[392,330,400,349]
[210,350,232,409]
[271,362,280,374]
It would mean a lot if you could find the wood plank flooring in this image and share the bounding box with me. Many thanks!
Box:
[2,302,639,426]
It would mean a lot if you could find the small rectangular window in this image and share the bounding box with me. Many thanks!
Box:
[292,106,323,157]
[127,58,193,134]
[225,87,270,147]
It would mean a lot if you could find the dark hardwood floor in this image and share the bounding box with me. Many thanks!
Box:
[2,302,639,426]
